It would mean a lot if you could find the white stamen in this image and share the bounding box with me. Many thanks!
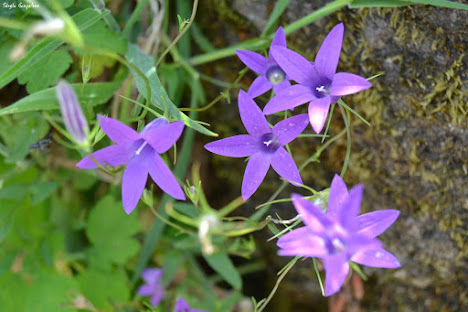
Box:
[332,238,345,252]
[135,141,148,155]
[316,85,326,92]
[263,140,273,147]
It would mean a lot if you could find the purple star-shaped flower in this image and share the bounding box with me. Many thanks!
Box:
[204,90,308,200]
[264,23,372,134]
[174,297,208,312]
[236,27,292,98]
[76,115,186,214]
[137,268,165,307]
[277,175,400,296]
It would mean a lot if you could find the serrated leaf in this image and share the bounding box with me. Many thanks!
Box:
[0,82,120,116]
[0,8,108,89]
[30,181,58,204]
[203,251,242,290]
[89,238,140,266]
[81,21,127,54]
[0,271,29,311]
[7,114,48,163]
[125,44,217,137]
[18,50,72,93]
[24,274,79,312]
[86,196,141,266]
[87,195,140,243]
[77,269,129,309]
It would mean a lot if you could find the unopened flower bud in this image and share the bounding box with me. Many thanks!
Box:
[198,214,219,255]
[56,80,89,145]
[30,18,65,36]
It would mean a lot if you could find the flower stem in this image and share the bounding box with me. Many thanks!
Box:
[156,0,199,67]
[339,103,352,178]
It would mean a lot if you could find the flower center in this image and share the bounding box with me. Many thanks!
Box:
[259,133,281,153]
[331,237,346,254]
[266,65,286,85]
[135,141,148,155]
[312,76,332,98]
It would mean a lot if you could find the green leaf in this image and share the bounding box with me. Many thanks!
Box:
[349,0,468,8]
[203,251,242,290]
[0,82,120,116]
[86,195,141,266]
[0,8,108,89]
[24,274,79,312]
[349,0,411,7]
[0,271,29,311]
[18,50,72,94]
[6,113,49,163]
[162,250,183,286]
[125,44,217,137]
[77,269,130,309]
[261,0,290,37]
[81,21,127,54]
[30,181,58,205]
[405,0,468,9]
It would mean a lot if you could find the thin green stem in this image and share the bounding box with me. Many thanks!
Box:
[156,0,199,67]
[257,257,299,312]
[339,103,352,178]
[338,99,370,126]
[283,0,349,35]
[313,258,325,296]
[122,0,149,37]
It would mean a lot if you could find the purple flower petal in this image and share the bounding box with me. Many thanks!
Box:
[270,147,302,185]
[270,46,316,86]
[150,291,164,307]
[357,210,400,238]
[326,175,349,218]
[269,26,287,61]
[330,72,372,96]
[324,253,349,296]
[122,156,149,214]
[277,227,328,258]
[142,268,163,284]
[315,23,344,79]
[248,76,273,98]
[272,79,291,95]
[98,114,140,144]
[238,90,271,136]
[76,144,134,169]
[56,80,89,144]
[148,153,185,200]
[291,194,330,233]
[137,285,155,296]
[308,96,331,134]
[347,234,382,255]
[235,50,268,75]
[204,135,257,158]
[272,113,309,145]
[241,153,271,200]
[175,297,209,312]
[139,117,169,137]
[338,184,363,231]
[351,247,401,269]
[263,85,315,115]
[143,121,185,154]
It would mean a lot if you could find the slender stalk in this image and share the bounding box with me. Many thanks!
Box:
[156,0,199,67]
[257,257,300,312]
[122,0,150,37]
[339,103,352,178]
[283,0,349,35]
